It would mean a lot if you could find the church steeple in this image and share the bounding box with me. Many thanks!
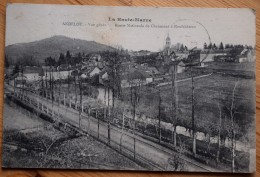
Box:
[164,33,171,55]
[166,33,171,48]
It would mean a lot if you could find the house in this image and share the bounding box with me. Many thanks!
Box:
[137,65,160,76]
[176,61,186,73]
[185,48,201,64]
[57,64,71,71]
[50,70,72,80]
[10,72,27,87]
[44,66,72,81]
[80,73,88,79]
[157,60,186,75]
[97,61,105,70]
[175,52,189,60]
[22,66,42,82]
[121,69,153,88]
[146,66,160,76]
[166,61,186,75]
[99,70,109,85]
[89,54,101,62]
[237,48,255,63]
[82,66,101,78]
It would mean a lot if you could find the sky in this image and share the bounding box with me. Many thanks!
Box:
[6,4,256,52]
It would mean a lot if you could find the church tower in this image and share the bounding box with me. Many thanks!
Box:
[164,33,171,55]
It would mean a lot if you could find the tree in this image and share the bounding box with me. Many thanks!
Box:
[167,139,187,171]
[71,69,79,108]
[102,50,123,144]
[58,53,65,65]
[45,56,56,66]
[19,55,37,66]
[169,64,178,147]
[78,74,83,128]
[225,44,230,49]
[66,51,72,65]
[179,44,184,52]
[39,67,45,97]
[12,64,19,76]
[48,66,55,104]
[212,43,217,50]
[103,50,122,99]
[219,42,224,50]
[66,50,71,59]
[196,105,216,155]
[228,82,238,172]
[208,43,212,49]
[217,102,222,165]
[5,55,9,68]
[218,81,240,172]
[76,52,82,64]
[203,42,208,49]
[128,73,143,161]
[157,90,162,143]
[102,77,110,143]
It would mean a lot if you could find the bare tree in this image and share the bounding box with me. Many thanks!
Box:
[158,90,162,143]
[167,137,187,171]
[107,83,111,144]
[170,64,178,147]
[219,81,239,171]
[79,76,83,128]
[71,69,79,109]
[103,50,123,144]
[230,81,238,172]
[217,102,222,165]
[129,77,142,161]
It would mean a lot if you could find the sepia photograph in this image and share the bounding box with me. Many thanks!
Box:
[2,4,256,173]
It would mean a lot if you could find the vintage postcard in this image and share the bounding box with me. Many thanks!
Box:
[3,4,256,172]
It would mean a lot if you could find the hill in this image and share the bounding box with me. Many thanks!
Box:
[5,35,115,64]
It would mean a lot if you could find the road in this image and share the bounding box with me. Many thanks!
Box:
[156,73,213,87]
[5,84,221,172]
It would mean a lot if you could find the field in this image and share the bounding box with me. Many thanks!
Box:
[159,72,255,144]
[206,61,255,72]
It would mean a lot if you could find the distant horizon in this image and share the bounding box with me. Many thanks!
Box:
[5,34,254,53]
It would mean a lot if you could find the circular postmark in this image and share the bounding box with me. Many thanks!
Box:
[168,19,211,65]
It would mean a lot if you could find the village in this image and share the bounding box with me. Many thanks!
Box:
[3,34,256,172]
[5,34,255,91]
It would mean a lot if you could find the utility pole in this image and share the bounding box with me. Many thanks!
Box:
[171,64,178,147]
[158,90,161,143]
[79,77,82,128]
[107,86,111,145]
[191,66,196,156]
